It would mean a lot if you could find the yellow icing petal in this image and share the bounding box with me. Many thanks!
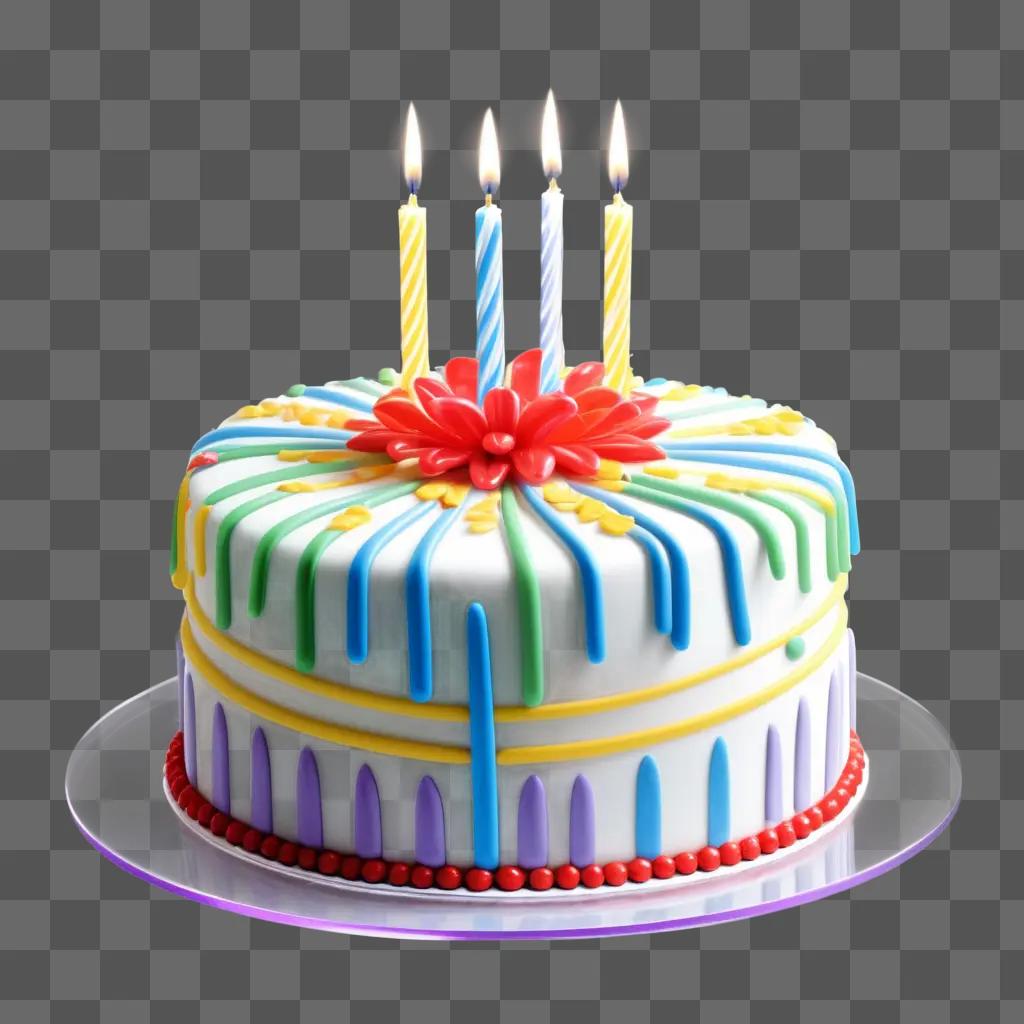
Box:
[327,411,351,428]
[327,505,372,531]
[355,463,394,481]
[442,484,470,507]
[644,465,679,479]
[599,511,635,535]
[596,459,624,481]
[469,518,499,533]
[416,482,449,502]
[542,482,576,504]
[577,497,609,523]
[299,410,329,426]
[234,404,263,419]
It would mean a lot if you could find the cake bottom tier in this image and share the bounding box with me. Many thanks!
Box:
[164,728,867,893]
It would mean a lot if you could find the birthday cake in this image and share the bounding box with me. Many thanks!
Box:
[164,349,865,894]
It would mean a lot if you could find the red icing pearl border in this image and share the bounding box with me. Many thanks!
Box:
[164,729,866,894]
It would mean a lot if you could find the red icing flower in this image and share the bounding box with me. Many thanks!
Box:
[345,349,669,490]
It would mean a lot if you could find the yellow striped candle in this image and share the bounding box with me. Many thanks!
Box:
[399,105,429,390]
[603,100,633,394]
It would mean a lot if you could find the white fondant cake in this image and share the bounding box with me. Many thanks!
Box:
[167,352,863,891]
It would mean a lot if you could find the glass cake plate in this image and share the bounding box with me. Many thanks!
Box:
[65,673,960,940]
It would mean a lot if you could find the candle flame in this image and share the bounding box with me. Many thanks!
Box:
[608,99,629,193]
[479,108,501,194]
[542,90,562,180]
[404,104,422,193]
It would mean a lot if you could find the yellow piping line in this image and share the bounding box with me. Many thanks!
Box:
[649,464,835,514]
[171,474,191,590]
[183,572,847,723]
[180,617,471,764]
[193,505,211,577]
[497,604,849,765]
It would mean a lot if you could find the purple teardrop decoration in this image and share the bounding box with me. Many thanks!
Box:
[569,774,595,867]
[765,724,782,824]
[353,764,382,859]
[517,775,548,869]
[825,669,843,790]
[211,702,230,814]
[414,776,446,867]
[848,628,857,731]
[794,697,811,811]
[183,672,197,786]
[175,632,184,731]
[296,747,323,849]
[250,727,272,833]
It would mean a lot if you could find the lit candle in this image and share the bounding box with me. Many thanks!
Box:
[540,90,564,393]
[398,104,429,390]
[603,100,633,394]
[475,108,505,402]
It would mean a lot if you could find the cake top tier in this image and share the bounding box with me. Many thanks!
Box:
[173,350,858,710]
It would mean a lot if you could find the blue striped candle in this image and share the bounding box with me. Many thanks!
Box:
[539,90,564,392]
[475,109,505,403]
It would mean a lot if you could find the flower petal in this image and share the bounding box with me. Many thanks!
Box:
[551,444,602,477]
[515,392,578,445]
[346,430,394,452]
[508,349,542,402]
[413,377,452,404]
[483,386,520,435]
[512,446,557,483]
[444,357,479,402]
[563,362,605,396]
[469,453,511,490]
[574,386,622,413]
[420,448,472,474]
[423,396,488,443]
[588,438,666,462]
[372,397,448,439]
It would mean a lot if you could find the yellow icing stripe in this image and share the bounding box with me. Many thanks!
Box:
[184,578,469,723]
[184,565,846,725]
[180,617,471,764]
[497,603,849,765]
[171,474,191,590]
[647,464,836,515]
[193,504,212,578]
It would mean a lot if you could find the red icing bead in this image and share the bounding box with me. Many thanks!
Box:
[806,807,824,832]
[496,866,526,892]
[242,829,262,853]
[758,829,779,855]
[225,821,246,846]
[835,786,851,808]
[529,867,554,891]
[411,865,434,889]
[259,835,280,860]
[186,795,202,820]
[388,862,411,887]
[776,822,796,847]
[187,451,219,472]
[317,851,341,875]
[340,856,362,880]
[210,812,229,837]
[361,859,388,884]
[197,803,214,828]
[820,798,840,822]
[297,847,317,871]
[581,864,605,888]
[628,858,653,883]
[697,847,721,872]
[465,868,494,892]
[276,842,298,867]
[792,814,812,840]
[740,836,761,861]
[176,785,195,809]
[604,861,628,886]
[555,865,580,890]
[652,855,676,879]
[675,851,698,875]
[719,842,741,867]
[434,865,461,890]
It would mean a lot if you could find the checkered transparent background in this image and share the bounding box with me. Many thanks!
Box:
[0,0,1019,1019]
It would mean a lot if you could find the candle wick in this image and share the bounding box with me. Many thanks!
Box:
[485,191,493,206]
[408,192,418,207]
[547,177,560,192]
[613,190,624,205]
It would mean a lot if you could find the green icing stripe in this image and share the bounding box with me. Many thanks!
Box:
[629,475,786,581]
[215,491,291,629]
[203,456,379,506]
[295,531,344,673]
[378,367,398,386]
[822,502,840,581]
[248,480,421,620]
[500,485,544,708]
[169,485,181,576]
[211,442,350,464]
[341,377,386,398]
[747,492,812,594]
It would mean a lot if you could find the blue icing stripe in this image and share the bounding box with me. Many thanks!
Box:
[635,754,662,860]
[708,736,730,847]
[627,524,671,637]
[626,484,750,646]
[643,377,667,386]
[519,484,606,664]
[406,503,463,702]
[466,602,499,871]
[347,502,436,664]
[300,386,377,413]
[664,396,765,422]
[665,441,860,555]
[190,425,353,455]
[574,483,690,651]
